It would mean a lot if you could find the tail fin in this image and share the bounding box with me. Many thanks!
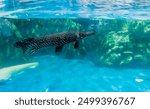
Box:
[13,41,28,53]
[13,38,35,53]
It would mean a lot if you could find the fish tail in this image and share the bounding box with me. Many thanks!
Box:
[13,41,28,53]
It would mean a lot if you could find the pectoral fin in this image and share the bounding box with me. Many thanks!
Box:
[74,41,79,49]
[55,45,63,53]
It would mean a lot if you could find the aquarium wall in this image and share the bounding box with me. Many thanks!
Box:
[1,18,150,68]
[1,0,150,92]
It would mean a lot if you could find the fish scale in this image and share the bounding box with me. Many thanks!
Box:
[13,31,95,55]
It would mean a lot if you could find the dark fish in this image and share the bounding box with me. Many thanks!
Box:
[13,31,95,55]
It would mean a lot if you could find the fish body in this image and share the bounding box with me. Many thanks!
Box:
[14,31,95,54]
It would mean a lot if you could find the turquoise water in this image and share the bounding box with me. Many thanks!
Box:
[0,0,150,92]
[0,55,150,92]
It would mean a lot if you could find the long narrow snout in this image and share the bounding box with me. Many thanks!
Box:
[85,31,95,36]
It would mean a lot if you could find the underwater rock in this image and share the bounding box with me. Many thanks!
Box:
[144,23,150,40]
[98,30,133,66]
[123,20,150,42]
[144,24,150,34]
[3,19,22,38]
[133,54,148,66]
[0,20,12,37]
[120,56,133,65]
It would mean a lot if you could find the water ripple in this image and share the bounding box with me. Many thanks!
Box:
[0,0,150,19]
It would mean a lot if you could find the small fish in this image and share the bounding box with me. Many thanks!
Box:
[13,31,95,55]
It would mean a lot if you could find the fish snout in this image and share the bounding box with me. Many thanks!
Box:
[78,31,95,39]
[85,31,95,36]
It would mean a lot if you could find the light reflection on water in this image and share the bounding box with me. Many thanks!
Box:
[0,0,150,19]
